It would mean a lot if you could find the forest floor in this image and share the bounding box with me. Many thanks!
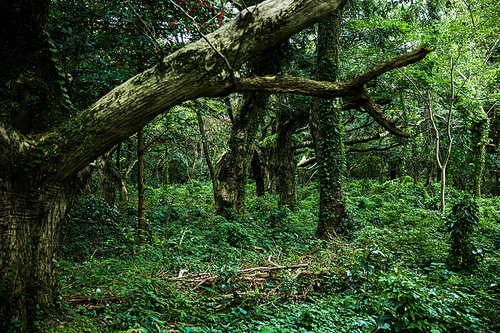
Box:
[44,179,500,332]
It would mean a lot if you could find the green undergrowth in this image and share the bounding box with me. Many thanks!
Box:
[48,180,500,332]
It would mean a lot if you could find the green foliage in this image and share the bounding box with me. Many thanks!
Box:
[207,216,252,248]
[54,180,500,332]
[445,194,483,271]
[64,194,133,261]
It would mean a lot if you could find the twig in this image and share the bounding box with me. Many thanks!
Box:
[125,0,165,66]
[178,227,188,256]
[169,263,309,281]
[239,264,308,273]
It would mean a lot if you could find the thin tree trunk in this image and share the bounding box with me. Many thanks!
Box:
[470,117,489,198]
[251,150,265,197]
[137,128,146,245]
[196,109,219,199]
[276,110,308,208]
[440,166,446,213]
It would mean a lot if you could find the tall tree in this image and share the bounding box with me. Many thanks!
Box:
[0,0,432,329]
[214,42,284,217]
[312,7,346,238]
[276,104,309,208]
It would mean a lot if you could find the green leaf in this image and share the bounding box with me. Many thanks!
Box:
[196,285,216,293]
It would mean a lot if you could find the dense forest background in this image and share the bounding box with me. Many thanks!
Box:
[1,0,499,332]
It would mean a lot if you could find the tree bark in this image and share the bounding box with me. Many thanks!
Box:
[137,128,146,245]
[214,92,270,217]
[262,119,278,193]
[251,150,265,197]
[469,117,489,198]
[196,109,220,199]
[97,152,118,208]
[276,110,309,208]
[0,166,92,331]
[214,39,285,216]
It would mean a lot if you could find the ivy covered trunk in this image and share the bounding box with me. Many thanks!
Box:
[311,10,346,238]
[469,117,489,198]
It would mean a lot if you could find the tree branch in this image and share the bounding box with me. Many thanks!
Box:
[346,142,403,153]
[344,130,390,146]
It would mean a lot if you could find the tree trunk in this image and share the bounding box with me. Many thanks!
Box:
[196,110,220,200]
[214,92,270,217]
[113,167,129,202]
[137,129,146,245]
[214,40,285,217]
[440,165,446,214]
[263,119,279,193]
[276,110,309,208]
[469,117,489,198]
[0,169,90,330]
[389,161,399,181]
[251,150,265,197]
[311,9,346,239]
[97,153,118,208]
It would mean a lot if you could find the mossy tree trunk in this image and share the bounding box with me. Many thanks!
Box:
[97,150,118,209]
[0,173,91,331]
[214,92,270,217]
[469,117,489,198]
[214,42,284,217]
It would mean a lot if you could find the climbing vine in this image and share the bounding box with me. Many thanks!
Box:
[314,9,347,239]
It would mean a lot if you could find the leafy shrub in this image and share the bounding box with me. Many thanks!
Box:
[207,216,253,248]
[63,194,132,261]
